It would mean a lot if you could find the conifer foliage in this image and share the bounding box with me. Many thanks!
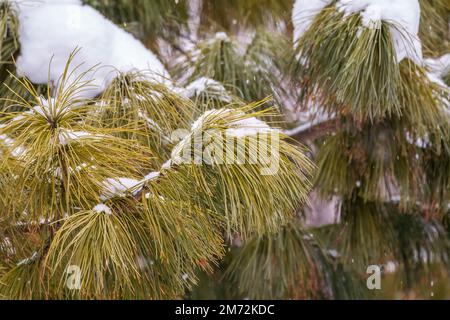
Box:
[0,0,449,300]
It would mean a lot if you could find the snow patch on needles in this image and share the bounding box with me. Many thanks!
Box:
[425,54,450,88]
[143,171,160,182]
[17,251,39,266]
[12,97,68,122]
[337,0,423,65]
[185,77,231,102]
[14,0,170,98]
[0,135,26,158]
[137,111,163,132]
[226,113,275,138]
[58,130,101,146]
[292,0,332,45]
[164,109,277,169]
[161,160,172,170]
[16,0,82,7]
[213,32,230,43]
[93,203,112,215]
[191,109,275,138]
[100,177,140,200]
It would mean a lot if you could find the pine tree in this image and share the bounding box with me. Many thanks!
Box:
[0,0,449,300]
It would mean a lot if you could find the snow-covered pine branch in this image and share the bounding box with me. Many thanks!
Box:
[13,0,170,98]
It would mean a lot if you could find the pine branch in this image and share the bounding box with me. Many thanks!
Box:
[284,118,339,142]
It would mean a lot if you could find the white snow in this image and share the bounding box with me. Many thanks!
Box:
[213,32,230,43]
[59,130,92,146]
[100,177,140,200]
[144,192,165,201]
[384,261,397,273]
[405,131,429,149]
[29,104,48,117]
[137,111,163,131]
[304,191,341,227]
[163,109,277,169]
[137,110,172,144]
[283,104,333,137]
[191,109,275,138]
[292,0,424,65]
[16,0,82,7]
[328,249,340,258]
[0,133,26,158]
[190,109,217,131]
[185,77,231,102]
[92,203,112,215]
[425,54,450,87]
[1,237,16,256]
[143,171,160,182]
[337,0,423,65]
[137,255,155,269]
[12,97,69,122]
[58,130,102,146]
[292,0,332,45]
[14,0,170,99]
[22,105,49,119]
[226,113,275,138]
[17,251,39,266]
[161,159,172,170]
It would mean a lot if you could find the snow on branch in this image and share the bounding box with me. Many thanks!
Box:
[293,0,423,65]
[292,0,332,45]
[13,0,170,98]
[337,0,422,65]
[425,54,450,88]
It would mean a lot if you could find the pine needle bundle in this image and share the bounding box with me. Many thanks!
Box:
[225,221,365,299]
[315,120,427,205]
[137,102,315,238]
[174,30,296,120]
[294,4,447,128]
[91,72,195,164]
[0,64,152,222]
[332,198,397,270]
